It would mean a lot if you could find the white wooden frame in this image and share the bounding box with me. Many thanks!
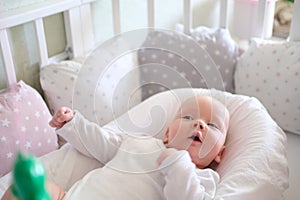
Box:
[289,0,300,41]
[0,0,299,87]
[0,0,95,86]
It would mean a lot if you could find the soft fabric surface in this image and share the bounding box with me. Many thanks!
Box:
[40,56,141,126]
[138,28,239,99]
[137,29,230,100]
[235,38,300,135]
[0,88,289,199]
[177,25,239,93]
[0,81,58,177]
[105,88,289,199]
[40,60,82,115]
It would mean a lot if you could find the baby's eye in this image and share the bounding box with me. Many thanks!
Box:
[207,123,218,129]
[182,116,193,120]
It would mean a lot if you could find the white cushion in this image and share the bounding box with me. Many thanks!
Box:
[235,38,300,135]
[105,88,289,199]
[40,60,82,114]
[40,55,141,126]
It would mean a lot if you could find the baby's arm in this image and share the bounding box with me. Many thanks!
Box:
[50,107,125,163]
[158,150,219,200]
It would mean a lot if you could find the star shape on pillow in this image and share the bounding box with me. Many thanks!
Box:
[1,118,11,127]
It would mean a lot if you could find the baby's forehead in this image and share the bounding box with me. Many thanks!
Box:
[181,96,214,107]
[178,96,226,114]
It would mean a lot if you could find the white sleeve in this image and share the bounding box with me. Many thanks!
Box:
[160,151,219,200]
[56,111,125,164]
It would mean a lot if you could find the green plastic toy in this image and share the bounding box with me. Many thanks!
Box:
[11,152,51,200]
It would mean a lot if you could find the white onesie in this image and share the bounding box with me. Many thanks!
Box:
[57,112,219,200]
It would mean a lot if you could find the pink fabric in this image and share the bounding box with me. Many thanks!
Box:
[0,81,58,177]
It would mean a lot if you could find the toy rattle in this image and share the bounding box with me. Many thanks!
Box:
[10,152,51,200]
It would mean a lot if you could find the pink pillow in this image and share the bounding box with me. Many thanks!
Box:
[0,81,58,177]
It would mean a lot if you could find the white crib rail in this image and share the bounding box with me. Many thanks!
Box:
[0,0,230,87]
[256,0,268,38]
[148,0,155,28]
[1,0,299,87]
[219,0,229,28]
[112,0,121,35]
[240,0,299,40]
[289,0,300,41]
[110,0,194,34]
[64,2,94,58]
[35,19,49,67]
[0,0,95,86]
[0,29,17,85]
[184,0,192,34]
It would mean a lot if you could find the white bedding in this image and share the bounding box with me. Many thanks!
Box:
[0,88,289,199]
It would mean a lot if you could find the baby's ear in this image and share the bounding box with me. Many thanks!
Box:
[214,146,226,164]
[163,128,169,144]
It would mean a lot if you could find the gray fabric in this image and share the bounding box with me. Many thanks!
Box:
[138,28,239,99]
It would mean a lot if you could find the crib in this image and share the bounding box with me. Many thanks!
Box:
[1,0,299,199]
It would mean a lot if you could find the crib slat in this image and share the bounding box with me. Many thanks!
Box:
[289,0,300,41]
[79,3,95,53]
[0,29,17,85]
[184,0,192,34]
[64,7,84,58]
[0,0,82,30]
[112,0,121,35]
[219,0,228,28]
[63,2,94,59]
[34,19,49,67]
[255,0,267,38]
[148,0,155,27]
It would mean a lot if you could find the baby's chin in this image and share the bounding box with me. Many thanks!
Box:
[189,150,217,169]
[165,142,190,150]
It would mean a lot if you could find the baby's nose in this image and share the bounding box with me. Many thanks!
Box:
[193,120,207,131]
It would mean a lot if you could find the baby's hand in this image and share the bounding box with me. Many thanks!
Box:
[49,107,74,129]
[157,148,178,166]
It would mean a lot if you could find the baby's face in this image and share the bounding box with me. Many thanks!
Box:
[164,96,229,168]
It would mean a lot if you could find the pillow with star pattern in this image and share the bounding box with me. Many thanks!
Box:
[137,27,239,100]
[235,38,300,135]
[0,81,58,177]
[177,25,239,93]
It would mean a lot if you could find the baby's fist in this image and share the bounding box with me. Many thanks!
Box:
[49,107,74,129]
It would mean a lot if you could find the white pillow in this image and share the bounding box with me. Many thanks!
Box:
[40,60,82,114]
[40,55,141,125]
[105,88,289,199]
[235,38,300,135]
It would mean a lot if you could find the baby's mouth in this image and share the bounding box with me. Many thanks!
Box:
[189,135,202,143]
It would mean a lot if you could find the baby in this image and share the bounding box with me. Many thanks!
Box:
[2,95,229,200]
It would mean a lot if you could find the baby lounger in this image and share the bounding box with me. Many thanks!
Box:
[105,88,289,199]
